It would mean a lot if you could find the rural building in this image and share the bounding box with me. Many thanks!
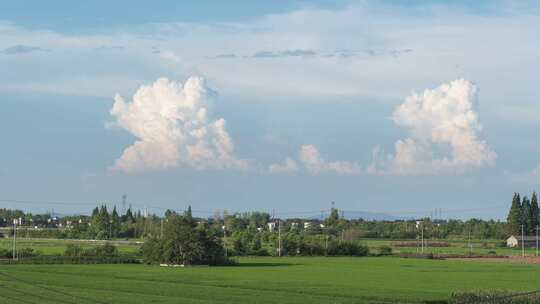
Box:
[506,235,538,248]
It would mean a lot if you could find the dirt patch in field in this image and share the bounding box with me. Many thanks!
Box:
[449,256,540,264]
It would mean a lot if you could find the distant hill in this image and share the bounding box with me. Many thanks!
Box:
[340,211,408,221]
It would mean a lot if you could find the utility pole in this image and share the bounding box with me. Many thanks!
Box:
[522,224,525,258]
[12,219,17,261]
[278,219,282,257]
[535,226,540,256]
[122,194,127,215]
[325,234,329,255]
[160,219,164,239]
[421,223,424,254]
[222,225,227,257]
[415,221,420,253]
[468,229,472,256]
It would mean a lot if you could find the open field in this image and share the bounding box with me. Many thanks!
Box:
[364,239,539,257]
[1,257,540,303]
[0,238,141,256]
[2,237,539,258]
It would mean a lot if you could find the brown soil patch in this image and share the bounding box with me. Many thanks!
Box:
[449,256,540,264]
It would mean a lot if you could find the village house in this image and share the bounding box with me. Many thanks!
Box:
[506,235,539,248]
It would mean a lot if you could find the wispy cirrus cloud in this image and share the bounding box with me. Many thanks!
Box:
[1,44,43,55]
[208,48,413,60]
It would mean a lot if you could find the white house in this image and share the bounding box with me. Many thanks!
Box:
[506,235,538,248]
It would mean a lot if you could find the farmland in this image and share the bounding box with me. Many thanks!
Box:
[2,237,537,258]
[1,256,540,303]
[0,238,141,256]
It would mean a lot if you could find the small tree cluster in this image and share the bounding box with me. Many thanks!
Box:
[64,243,119,258]
[507,192,539,236]
[141,207,229,266]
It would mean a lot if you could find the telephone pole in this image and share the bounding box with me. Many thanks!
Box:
[278,219,282,257]
[121,194,127,215]
[468,229,472,256]
[325,234,329,255]
[160,219,164,239]
[12,219,17,261]
[522,224,525,258]
[535,226,540,256]
[421,223,424,254]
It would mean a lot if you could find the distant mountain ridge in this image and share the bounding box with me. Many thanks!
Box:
[340,211,409,221]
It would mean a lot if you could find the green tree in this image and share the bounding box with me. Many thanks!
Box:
[90,205,111,239]
[325,207,340,228]
[523,196,533,234]
[531,192,539,232]
[506,193,523,236]
[141,208,228,265]
[162,214,203,265]
[124,208,135,223]
[111,206,121,237]
[91,207,99,218]
[185,205,193,222]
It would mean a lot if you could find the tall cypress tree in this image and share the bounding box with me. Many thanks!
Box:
[522,196,532,234]
[98,205,110,238]
[531,192,539,232]
[185,206,195,227]
[111,206,121,237]
[506,193,523,236]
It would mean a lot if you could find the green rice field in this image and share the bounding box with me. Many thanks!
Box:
[2,237,539,258]
[0,238,141,256]
[1,256,540,303]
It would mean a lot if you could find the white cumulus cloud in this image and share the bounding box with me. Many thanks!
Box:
[109,77,248,173]
[268,157,299,173]
[370,79,496,175]
[270,144,361,175]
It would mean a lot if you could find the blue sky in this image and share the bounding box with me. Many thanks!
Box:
[1,1,540,219]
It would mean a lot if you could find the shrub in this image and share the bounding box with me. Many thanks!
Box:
[398,252,436,259]
[93,243,119,258]
[64,243,118,258]
[0,248,11,258]
[378,245,393,256]
[0,248,39,259]
[327,241,369,256]
[64,244,84,257]
[450,290,540,304]
[18,248,39,258]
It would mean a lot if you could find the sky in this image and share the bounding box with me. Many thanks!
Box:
[1,0,540,219]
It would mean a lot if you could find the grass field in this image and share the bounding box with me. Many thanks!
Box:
[0,238,141,256]
[3,237,538,258]
[1,257,540,303]
[364,239,539,256]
